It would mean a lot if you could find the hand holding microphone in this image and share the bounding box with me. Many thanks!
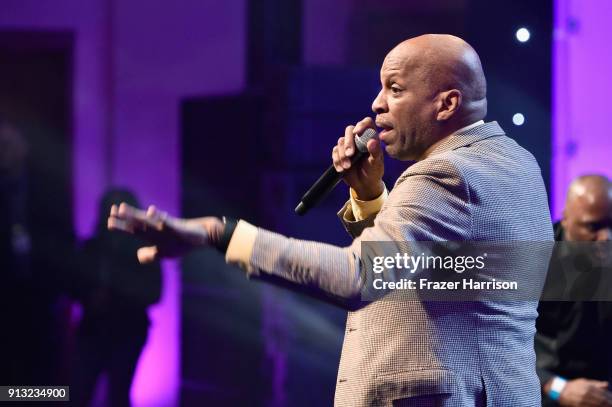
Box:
[295,117,385,215]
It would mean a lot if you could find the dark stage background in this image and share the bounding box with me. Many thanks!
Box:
[0,31,74,386]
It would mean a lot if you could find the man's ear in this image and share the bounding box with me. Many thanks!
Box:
[436,89,462,121]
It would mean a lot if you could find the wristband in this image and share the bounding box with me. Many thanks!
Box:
[215,216,238,253]
[549,376,567,401]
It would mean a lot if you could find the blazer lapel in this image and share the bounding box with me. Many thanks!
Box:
[427,121,506,157]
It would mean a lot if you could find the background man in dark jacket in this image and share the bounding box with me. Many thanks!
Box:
[536,175,612,406]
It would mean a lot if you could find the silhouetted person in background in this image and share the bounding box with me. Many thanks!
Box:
[70,189,162,407]
[0,116,30,275]
[536,175,612,406]
[0,116,34,384]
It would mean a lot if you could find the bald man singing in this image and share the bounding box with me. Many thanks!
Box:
[109,35,553,406]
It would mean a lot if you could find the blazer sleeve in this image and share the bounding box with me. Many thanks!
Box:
[228,156,472,310]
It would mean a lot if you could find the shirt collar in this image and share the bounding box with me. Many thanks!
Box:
[450,120,485,136]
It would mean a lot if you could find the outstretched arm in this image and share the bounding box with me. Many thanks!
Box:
[107,155,471,311]
[107,203,225,263]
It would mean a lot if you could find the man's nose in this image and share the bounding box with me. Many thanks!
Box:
[371,90,387,114]
[595,227,612,241]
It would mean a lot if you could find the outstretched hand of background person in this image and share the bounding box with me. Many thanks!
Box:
[107,203,224,263]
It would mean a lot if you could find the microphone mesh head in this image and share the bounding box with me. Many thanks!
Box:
[355,128,378,153]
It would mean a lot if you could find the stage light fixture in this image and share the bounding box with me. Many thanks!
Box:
[512,113,525,126]
[516,27,530,42]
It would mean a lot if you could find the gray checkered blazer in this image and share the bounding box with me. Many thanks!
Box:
[246,121,553,406]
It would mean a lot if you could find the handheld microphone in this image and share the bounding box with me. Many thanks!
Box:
[295,128,379,216]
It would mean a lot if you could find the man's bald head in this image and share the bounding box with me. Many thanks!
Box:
[389,34,487,103]
[372,34,488,160]
[562,174,612,241]
[387,34,487,122]
[566,175,612,205]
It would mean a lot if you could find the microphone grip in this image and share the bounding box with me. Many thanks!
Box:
[295,149,368,215]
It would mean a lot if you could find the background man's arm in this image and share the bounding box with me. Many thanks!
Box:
[535,304,612,406]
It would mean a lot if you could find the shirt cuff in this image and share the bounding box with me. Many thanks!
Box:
[225,220,258,271]
[349,186,388,221]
